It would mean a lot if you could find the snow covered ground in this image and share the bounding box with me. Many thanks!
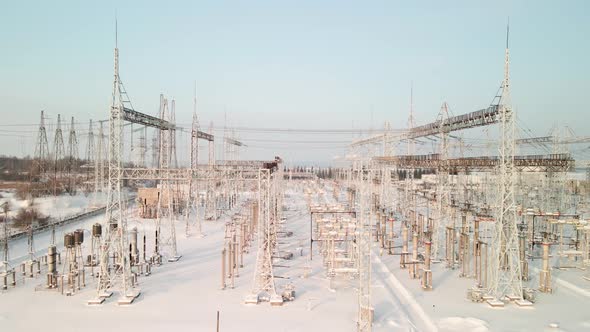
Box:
[1,182,588,331]
[0,191,106,220]
[0,184,412,332]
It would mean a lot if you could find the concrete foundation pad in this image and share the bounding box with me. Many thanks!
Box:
[506,295,521,301]
[244,294,259,304]
[514,299,533,307]
[486,299,505,307]
[117,290,141,305]
[117,297,135,305]
[87,297,105,305]
[270,295,284,306]
[98,291,113,299]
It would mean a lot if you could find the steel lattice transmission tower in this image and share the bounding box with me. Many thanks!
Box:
[154,96,181,262]
[152,135,159,168]
[67,117,79,170]
[169,99,178,169]
[52,114,66,195]
[245,167,283,305]
[53,114,66,166]
[86,120,95,180]
[407,84,416,156]
[208,122,215,166]
[1,203,13,279]
[154,94,165,169]
[89,26,140,305]
[85,119,96,192]
[404,86,416,240]
[67,117,80,193]
[136,126,147,168]
[33,110,50,178]
[94,121,106,194]
[357,162,373,332]
[432,102,450,261]
[151,95,167,262]
[185,83,202,236]
[205,122,217,220]
[487,24,525,304]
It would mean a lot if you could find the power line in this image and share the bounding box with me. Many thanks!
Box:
[240,138,353,144]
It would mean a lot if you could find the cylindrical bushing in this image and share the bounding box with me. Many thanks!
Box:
[74,229,84,245]
[92,223,102,237]
[47,245,57,275]
[64,233,75,248]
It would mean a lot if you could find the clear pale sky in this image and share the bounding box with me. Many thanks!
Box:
[1,1,588,165]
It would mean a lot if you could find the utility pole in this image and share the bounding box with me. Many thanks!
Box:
[1,203,10,274]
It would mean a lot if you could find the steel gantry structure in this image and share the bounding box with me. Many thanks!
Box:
[245,158,285,306]
[89,30,175,305]
[87,32,278,305]
[342,26,581,309]
[486,27,525,306]
[184,83,212,237]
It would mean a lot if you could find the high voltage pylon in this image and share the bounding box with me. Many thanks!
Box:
[382,121,392,157]
[130,124,135,166]
[407,83,416,155]
[357,162,373,332]
[208,122,215,166]
[151,135,159,168]
[154,93,165,169]
[221,117,229,211]
[205,121,217,220]
[89,25,140,305]
[67,116,79,194]
[130,124,146,167]
[85,119,96,192]
[487,24,526,305]
[67,116,79,169]
[94,120,106,194]
[185,83,202,236]
[136,125,147,167]
[33,110,50,178]
[86,119,95,182]
[404,85,416,253]
[170,99,178,169]
[154,96,181,262]
[432,102,450,261]
[53,114,66,196]
[246,165,284,306]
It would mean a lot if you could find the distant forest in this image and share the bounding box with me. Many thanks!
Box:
[0,155,33,181]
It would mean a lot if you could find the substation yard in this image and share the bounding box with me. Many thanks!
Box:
[0,183,421,332]
[1,181,588,332]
